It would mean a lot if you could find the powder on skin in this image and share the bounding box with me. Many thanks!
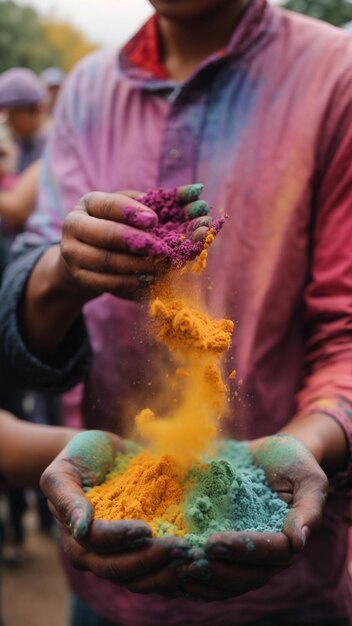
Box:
[124,188,224,266]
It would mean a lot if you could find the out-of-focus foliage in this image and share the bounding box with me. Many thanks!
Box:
[41,21,97,72]
[0,0,98,73]
[281,0,352,27]
[0,1,58,72]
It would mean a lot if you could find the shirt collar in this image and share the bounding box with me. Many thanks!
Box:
[118,0,273,87]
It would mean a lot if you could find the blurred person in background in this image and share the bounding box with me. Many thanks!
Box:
[0,67,55,562]
[0,68,48,173]
[1,0,352,625]
[41,67,66,115]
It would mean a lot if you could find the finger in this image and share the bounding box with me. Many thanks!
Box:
[82,519,152,553]
[67,268,155,298]
[64,212,166,257]
[81,192,158,230]
[192,226,210,243]
[184,200,210,221]
[126,568,229,601]
[283,471,328,553]
[177,184,204,205]
[66,241,160,276]
[176,559,283,593]
[40,466,93,541]
[82,538,190,583]
[205,532,293,565]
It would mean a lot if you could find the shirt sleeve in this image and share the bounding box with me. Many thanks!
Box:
[0,59,97,392]
[296,65,352,488]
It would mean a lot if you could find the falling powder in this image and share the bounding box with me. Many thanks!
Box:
[88,186,288,545]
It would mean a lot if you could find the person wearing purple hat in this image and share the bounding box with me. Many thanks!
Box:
[40,67,66,114]
[0,68,48,172]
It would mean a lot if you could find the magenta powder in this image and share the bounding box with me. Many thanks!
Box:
[124,188,224,266]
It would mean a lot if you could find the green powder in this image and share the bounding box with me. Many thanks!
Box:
[184,441,288,547]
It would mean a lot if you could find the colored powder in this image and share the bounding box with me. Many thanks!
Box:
[184,441,288,547]
[124,188,224,266]
[87,441,288,547]
[89,186,287,546]
[88,450,187,537]
[134,277,234,461]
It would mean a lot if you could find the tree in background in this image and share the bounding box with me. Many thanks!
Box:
[0,1,58,72]
[41,21,97,72]
[282,0,352,27]
[0,0,97,74]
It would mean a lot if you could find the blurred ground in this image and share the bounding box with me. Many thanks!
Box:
[1,505,69,626]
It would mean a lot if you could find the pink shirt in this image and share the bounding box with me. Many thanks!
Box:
[5,0,352,622]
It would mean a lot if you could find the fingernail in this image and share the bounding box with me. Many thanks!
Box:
[139,274,155,287]
[127,537,151,549]
[189,200,210,220]
[206,544,229,558]
[301,526,310,551]
[182,184,204,203]
[71,507,90,541]
[191,216,212,231]
[123,206,157,230]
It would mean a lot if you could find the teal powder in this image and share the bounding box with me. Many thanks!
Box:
[66,431,114,488]
[184,441,288,547]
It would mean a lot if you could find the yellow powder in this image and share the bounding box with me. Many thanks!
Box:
[89,227,235,534]
[192,231,215,273]
[88,451,187,536]
[150,296,233,355]
[133,261,234,462]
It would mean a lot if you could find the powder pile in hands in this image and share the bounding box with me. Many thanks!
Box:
[87,441,288,548]
[124,187,224,266]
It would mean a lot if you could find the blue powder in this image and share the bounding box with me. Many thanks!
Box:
[184,441,288,547]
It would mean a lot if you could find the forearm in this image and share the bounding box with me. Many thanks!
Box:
[280,412,348,477]
[0,161,40,228]
[21,245,87,358]
[0,191,28,228]
[0,410,79,486]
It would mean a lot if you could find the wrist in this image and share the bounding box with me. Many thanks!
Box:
[52,246,91,307]
[280,413,348,477]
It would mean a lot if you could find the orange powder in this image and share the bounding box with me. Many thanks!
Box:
[133,257,234,462]
[88,451,187,536]
[89,230,235,533]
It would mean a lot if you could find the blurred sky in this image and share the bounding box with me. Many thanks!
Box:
[16,0,281,48]
[16,0,154,47]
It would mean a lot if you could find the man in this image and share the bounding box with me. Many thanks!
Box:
[0,68,48,172]
[1,0,352,624]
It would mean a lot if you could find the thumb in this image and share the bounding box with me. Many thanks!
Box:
[41,462,94,542]
[40,431,116,541]
[284,473,328,553]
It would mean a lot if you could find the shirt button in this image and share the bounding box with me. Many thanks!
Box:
[169,148,180,160]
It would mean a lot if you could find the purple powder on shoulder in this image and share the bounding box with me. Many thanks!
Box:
[130,188,224,266]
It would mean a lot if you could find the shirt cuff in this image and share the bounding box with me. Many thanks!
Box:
[0,243,92,392]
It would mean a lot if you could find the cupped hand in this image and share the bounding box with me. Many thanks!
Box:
[251,434,329,552]
[40,431,192,595]
[169,434,328,601]
[57,185,210,302]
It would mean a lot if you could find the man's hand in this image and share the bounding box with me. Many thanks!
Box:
[56,185,210,302]
[167,435,328,601]
[40,431,191,595]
